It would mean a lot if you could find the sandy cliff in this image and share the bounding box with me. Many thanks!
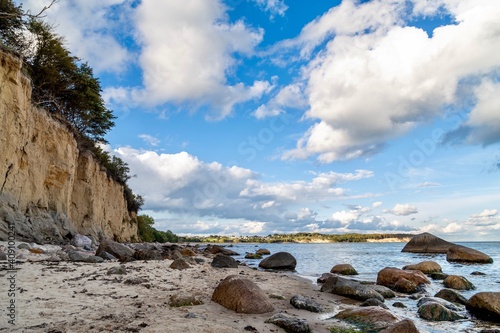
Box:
[0,50,137,243]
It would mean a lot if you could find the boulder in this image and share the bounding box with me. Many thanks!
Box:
[265,313,311,333]
[330,263,358,275]
[403,261,442,274]
[204,245,239,256]
[361,298,389,309]
[180,248,197,257]
[334,307,399,332]
[211,275,274,314]
[244,253,263,259]
[259,252,297,270]
[170,259,190,270]
[417,297,463,312]
[379,319,420,333]
[67,250,103,263]
[370,285,396,299]
[256,248,270,255]
[98,251,117,261]
[133,249,162,261]
[71,234,92,248]
[317,272,335,284]
[377,267,430,293]
[443,275,475,291]
[321,276,385,302]
[434,289,468,305]
[446,245,493,264]
[96,239,134,262]
[211,254,238,268]
[401,232,454,253]
[430,273,448,280]
[466,292,500,322]
[290,295,323,313]
[418,300,464,321]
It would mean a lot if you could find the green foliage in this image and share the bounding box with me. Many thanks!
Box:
[137,215,178,243]
[0,0,25,54]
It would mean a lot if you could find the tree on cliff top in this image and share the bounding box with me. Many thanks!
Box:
[0,0,142,213]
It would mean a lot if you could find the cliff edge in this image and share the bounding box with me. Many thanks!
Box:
[0,50,138,243]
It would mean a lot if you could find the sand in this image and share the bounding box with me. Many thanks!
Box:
[0,249,351,333]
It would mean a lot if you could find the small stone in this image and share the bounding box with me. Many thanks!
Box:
[211,254,238,268]
[107,265,127,275]
[99,251,117,261]
[265,313,311,333]
[170,259,190,270]
[290,295,323,313]
[330,263,358,275]
[256,248,270,255]
[169,294,203,307]
[392,302,407,308]
[435,289,468,305]
[471,271,486,276]
[443,275,475,291]
[17,243,30,250]
[245,253,263,259]
[361,298,389,309]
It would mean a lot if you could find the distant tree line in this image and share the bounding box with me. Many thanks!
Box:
[0,0,143,213]
[137,215,179,243]
[179,233,415,243]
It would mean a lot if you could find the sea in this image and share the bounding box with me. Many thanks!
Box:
[224,241,500,333]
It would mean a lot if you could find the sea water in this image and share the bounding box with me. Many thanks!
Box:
[226,241,500,333]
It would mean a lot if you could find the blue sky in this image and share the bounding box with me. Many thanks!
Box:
[19,0,500,241]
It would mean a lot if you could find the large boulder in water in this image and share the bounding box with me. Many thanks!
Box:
[443,275,475,291]
[466,292,500,322]
[330,263,358,275]
[379,319,420,333]
[377,267,430,293]
[401,232,454,253]
[321,276,385,302]
[434,289,468,305]
[259,251,296,270]
[211,275,274,314]
[403,261,442,274]
[417,300,464,321]
[334,307,399,332]
[446,245,493,264]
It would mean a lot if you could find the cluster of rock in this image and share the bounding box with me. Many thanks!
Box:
[1,232,498,332]
[314,233,499,331]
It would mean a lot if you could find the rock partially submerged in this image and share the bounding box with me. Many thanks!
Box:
[403,261,442,274]
[434,289,468,305]
[377,267,430,293]
[330,263,358,275]
[443,275,475,291]
[417,298,465,321]
[447,245,493,264]
[401,233,454,253]
[379,319,420,333]
[211,275,274,314]
[334,306,399,332]
[466,292,500,323]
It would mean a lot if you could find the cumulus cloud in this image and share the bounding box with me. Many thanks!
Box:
[387,203,419,216]
[281,0,500,162]
[113,147,374,232]
[127,0,269,119]
[253,83,307,119]
[19,0,132,73]
[417,182,441,188]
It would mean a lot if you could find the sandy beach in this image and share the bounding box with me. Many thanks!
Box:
[1,247,350,333]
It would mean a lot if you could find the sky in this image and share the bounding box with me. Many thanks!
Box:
[17,0,500,241]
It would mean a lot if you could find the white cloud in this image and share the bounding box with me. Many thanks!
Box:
[138,134,160,147]
[18,0,132,73]
[417,182,441,188]
[372,201,383,208]
[471,209,498,218]
[250,0,288,18]
[114,147,373,228]
[128,0,268,119]
[253,83,307,119]
[388,203,419,216]
[282,0,500,162]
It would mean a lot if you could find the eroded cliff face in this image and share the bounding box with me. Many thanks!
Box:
[0,50,138,243]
